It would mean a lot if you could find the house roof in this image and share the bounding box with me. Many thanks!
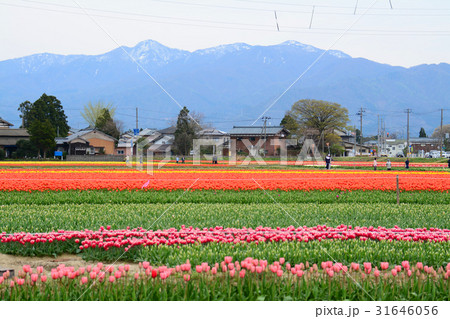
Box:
[199,128,228,136]
[56,129,116,144]
[158,126,176,134]
[229,126,288,136]
[0,128,29,137]
[0,117,14,127]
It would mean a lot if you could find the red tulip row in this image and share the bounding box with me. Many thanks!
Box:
[2,257,449,289]
[2,225,449,251]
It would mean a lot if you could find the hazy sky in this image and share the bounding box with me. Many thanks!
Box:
[1,0,450,67]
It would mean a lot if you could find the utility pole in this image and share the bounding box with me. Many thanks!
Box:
[440,108,444,158]
[136,107,139,130]
[406,108,412,157]
[356,107,365,154]
[377,114,380,156]
[261,116,271,157]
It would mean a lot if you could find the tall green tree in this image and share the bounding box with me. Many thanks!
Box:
[280,114,299,138]
[174,106,201,156]
[82,101,116,127]
[29,119,56,158]
[18,94,69,136]
[288,99,349,152]
[419,127,427,138]
[95,109,120,140]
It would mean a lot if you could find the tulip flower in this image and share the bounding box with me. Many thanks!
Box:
[40,275,47,283]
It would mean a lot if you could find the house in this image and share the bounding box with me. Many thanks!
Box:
[0,117,14,129]
[229,126,289,156]
[0,118,30,157]
[385,139,407,157]
[56,129,116,155]
[115,129,162,155]
[410,137,441,154]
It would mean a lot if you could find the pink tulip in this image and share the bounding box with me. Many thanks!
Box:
[31,274,38,282]
[0,277,3,285]
[228,263,234,270]
[296,270,304,278]
[17,278,25,286]
[229,269,235,277]
[109,276,115,283]
[402,261,410,270]
[256,266,263,274]
[407,270,412,277]
[81,277,88,285]
[114,271,121,279]
[195,265,202,273]
[380,262,389,270]
[51,272,59,280]
[134,273,139,280]
[36,266,44,274]
[86,266,92,272]
[391,269,398,277]
[40,275,47,283]
[224,256,233,264]
[374,269,380,278]
[183,274,190,282]
[416,262,424,270]
[9,280,14,288]
[211,267,217,275]
[90,271,97,280]
[276,270,283,277]
[143,262,150,269]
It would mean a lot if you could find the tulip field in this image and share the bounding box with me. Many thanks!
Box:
[0,163,449,301]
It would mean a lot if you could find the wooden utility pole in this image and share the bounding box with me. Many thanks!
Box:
[136,107,139,130]
[440,109,444,158]
[406,109,411,156]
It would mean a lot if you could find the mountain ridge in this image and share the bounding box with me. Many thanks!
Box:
[0,40,448,135]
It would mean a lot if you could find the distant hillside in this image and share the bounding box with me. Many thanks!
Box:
[0,40,448,135]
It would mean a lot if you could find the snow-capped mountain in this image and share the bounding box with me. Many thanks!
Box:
[0,40,448,133]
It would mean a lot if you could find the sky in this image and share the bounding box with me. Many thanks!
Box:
[1,0,450,67]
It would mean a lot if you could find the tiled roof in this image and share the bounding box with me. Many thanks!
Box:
[229,126,288,136]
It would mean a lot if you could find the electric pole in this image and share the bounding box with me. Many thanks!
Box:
[406,108,412,157]
[261,116,271,157]
[377,114,380,156]
[136,107,139,130]
[356,107,365,154]
[440,108,444,158]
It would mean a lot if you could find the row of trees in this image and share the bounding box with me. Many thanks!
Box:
[15,94,122,158]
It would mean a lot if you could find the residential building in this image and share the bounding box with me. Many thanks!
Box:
[0,118,30,157]
[56,129,116,155]
[229,126,289,156]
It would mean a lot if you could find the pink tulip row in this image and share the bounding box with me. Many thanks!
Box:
[1,257,450,288]
[1,225,449,251]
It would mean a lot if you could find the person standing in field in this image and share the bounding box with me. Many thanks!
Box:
[405,158,410,169]
[373,158,377,171]
[447,157,450,168]
[181,156,185,164]
[386,159,392,171]
[325,154,331,170]
[176,156,179,164]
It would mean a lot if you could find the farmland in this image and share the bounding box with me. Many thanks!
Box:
[0,162,449,301]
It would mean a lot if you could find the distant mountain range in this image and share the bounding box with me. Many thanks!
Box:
[0,39,448,136]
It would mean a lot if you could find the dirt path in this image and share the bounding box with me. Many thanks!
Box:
[0,253,139,274]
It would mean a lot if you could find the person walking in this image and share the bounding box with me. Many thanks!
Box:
[176,156,179,164]
[181,156,185,164]
[373,158,377,171]
[325,154,331,170]
[405,158,410,169]
[386,159,392,171]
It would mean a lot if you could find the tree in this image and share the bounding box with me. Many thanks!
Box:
[174,106,202,156]
[29,119,56,158]
[288,99,349,152]
[81,101,116,127]
[18,94,69,137]
[431,124,450,138]
[280,114,299,138]
[15,139,39,158]
[95,109,120,140]
[419,127,427,138]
